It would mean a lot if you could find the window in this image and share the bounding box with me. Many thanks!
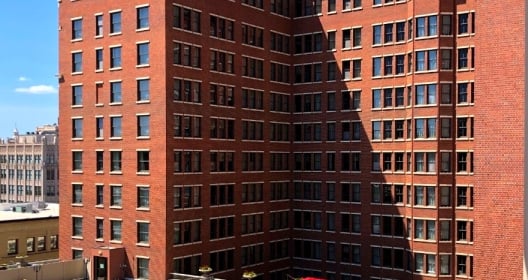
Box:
[72,184,82,204]
[242,89,264,109]
[95,14,103,36]
[111,185,122,207]
[137,151,150,173]
[242,213,263,234]
[458,82,469,103]
[110,151,122,172]
[173,5,201,32]
[210,15,235,41]
[457,255,467,275]
[384,23,393,43]
[110,116,122,137]
[174,150,202,173]
[415,84,437,105]
[72,151,83,171]
[95,117,104,138]
[174,115,202,138]
[72,52,82,73]
[173,220,201,245]
[327,31,336,50]
[96,185,104,206]
[442,15,452,35]
[458,13,468,34]
[95,48,103,71]
[174,185,201,208]
[372,89,381,108]
[373,25,382,45]
[210,50,234,73]
[242,56,264,79]
[110,46,122,68]
[174,78,201,103]
[137,79,150,101]
[50,235,58,250]
[137,186,149,208]
[110,11,122,33]
[72,217,83,237]
[72,18,82,40]
[72,118,83,138]
[7,239,18,255]
[396,22,405,41]
[137,258,149,279]
[242,24,264,47]
[458,48,468,69]
[137,222,149,244]
[441,49,452,69]
[173,42,202,68]
[137,42,150,65]
[352,27,361,48]
[26,237,34,253]
[111,220,122,241]
[137,115,150,137]
[353,59,361,78]
[137,6,149,29]
[372,57,382,77]
[210,84,234,107]
[110,81,122,103]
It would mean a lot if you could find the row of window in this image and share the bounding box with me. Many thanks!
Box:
[295,181,473,208]
[0,185,44,197]
[0,155,44,164]
[72,114,150,139]
[0,169,44,180]
[71,150,149,173]
[292,116,473,143]
[7,235,58,255]
[71,6,148,41]
[71,80,473,116]
[71,148,474,175]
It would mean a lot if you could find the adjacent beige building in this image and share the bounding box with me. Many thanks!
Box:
[0,203,59,266]
[0,124,59,203]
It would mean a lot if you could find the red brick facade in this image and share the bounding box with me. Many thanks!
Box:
[474,1,525,279]
[57,0,523,279]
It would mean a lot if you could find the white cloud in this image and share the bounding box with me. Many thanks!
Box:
[15,85,57,94]
[18,76,29,82]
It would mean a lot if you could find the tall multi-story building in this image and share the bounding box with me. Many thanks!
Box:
[57,1,525,280]
[0,124,59,203]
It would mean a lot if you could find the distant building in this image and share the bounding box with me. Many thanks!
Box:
[0,124,59,203]
[0,203,59,266]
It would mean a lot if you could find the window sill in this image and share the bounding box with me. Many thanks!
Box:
[136,243,150,247]
[136,27,150,32]
[109,206,123,210]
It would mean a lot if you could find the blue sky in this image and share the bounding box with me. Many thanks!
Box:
[0,1,58,138]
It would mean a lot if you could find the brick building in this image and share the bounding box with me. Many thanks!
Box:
[57,0,524,279]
